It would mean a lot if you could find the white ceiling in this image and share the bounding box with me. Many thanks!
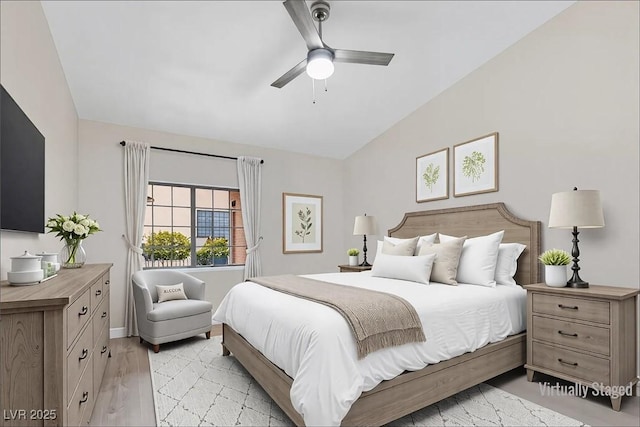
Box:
[41,1,574,159]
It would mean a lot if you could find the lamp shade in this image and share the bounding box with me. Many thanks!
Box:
[548,189,605,229]
[353,215,378,236]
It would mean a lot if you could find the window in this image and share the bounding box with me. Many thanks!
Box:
[143,183,245,268]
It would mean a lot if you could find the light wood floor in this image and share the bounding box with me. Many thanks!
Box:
[91,326,639,427]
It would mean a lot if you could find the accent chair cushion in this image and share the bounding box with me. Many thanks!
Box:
[148,299,213,322]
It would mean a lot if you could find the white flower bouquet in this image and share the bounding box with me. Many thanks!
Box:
[46,212,101,267]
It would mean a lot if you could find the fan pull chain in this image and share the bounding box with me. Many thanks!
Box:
[324,79,328,92]
[312,79,316,104]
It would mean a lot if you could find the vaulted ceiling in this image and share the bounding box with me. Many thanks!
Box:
[42,1,574,159]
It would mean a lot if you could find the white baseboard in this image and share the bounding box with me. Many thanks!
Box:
[110,327,127,339]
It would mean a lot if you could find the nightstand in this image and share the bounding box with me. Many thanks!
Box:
[524,283,639,411]
[338,264,372,272]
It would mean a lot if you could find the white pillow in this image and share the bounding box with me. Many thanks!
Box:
[385,234,437,255]
[439,231,505,287]
[156,283,188,303]
[382,237,419,256]
[495,243,526,287]
[371,253,437,285]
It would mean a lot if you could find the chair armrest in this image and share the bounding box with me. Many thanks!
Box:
[182,276,206,300]
[132,278,154,314]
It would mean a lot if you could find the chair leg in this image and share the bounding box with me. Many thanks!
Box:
[205,331,211,339]
[153,344,160,353]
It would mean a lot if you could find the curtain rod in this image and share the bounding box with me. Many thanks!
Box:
[119,141,264,164]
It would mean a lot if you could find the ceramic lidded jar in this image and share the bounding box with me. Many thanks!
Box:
[11,251,42,272]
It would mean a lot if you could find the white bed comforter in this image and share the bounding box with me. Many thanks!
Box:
[212,272,526,426]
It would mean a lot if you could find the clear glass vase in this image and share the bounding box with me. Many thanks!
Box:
[60,240,86,269]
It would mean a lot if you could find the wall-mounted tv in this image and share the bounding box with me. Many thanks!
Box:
[1,85,45,233]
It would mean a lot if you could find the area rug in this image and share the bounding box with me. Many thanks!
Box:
[149,336,587,427]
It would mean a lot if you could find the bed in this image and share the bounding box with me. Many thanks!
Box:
[217,203,541,426]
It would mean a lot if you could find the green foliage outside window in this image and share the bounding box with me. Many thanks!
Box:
[142,231,190,265]
[196,237,230,265]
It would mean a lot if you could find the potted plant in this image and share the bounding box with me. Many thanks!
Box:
[539,249,571,287]
[347,248,360,266]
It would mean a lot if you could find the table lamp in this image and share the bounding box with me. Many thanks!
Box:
[353,214,378,267]
[548,187,605,288]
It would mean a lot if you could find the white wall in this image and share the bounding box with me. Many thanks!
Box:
[78,120,345,329]
[0,1,79,278]
[343,1,639,290]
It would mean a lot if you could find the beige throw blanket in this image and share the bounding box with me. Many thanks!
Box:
[249,275,426,359]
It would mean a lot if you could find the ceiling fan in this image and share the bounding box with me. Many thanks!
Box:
[271,0,395,88]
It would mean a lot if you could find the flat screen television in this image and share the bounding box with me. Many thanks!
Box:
[1,85,45,233]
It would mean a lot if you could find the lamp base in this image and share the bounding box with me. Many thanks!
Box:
[359,261,372,267]
[566,280,589,288]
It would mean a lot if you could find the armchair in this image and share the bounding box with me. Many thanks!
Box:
[132,270,213,352]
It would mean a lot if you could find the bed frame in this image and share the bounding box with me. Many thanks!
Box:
[222,203,541,426]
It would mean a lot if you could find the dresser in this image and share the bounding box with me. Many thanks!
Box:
[1,264,112,426]
[524,283,638,411]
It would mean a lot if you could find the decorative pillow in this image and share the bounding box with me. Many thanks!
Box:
[439,230,505,287]
[385,234,437,255]
[381,236,419,256]
[371,253,437,285]
[156,283,188,303]
[417,236,467,285]
[495,243,527,287]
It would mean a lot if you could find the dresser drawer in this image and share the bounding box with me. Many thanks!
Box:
[102,272,110,294]
[532,315,610,356]
[532,293,610,324]
[532,341,610,384]
[91,278,103,312]
[67,288,92,349]
[93,324,110,399]
[92,296,109,349]
[67,353,93,427]
[67,321,93,404]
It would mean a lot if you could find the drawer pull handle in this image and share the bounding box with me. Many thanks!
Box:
[79,306,88,316]
[79,348,88,361]
[558,304,578,310]
[105,280,110,285]
[558,330,578,337]
[557,358,578,366]
[96,289,102,296]
[101,346,108,354]
[102,311,107,318]
[79,391,89,404]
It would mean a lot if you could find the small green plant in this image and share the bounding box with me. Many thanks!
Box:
[539,249,571,265]
[347,248,360,256]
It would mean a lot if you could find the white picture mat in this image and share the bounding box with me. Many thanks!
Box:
[283,194,323,253]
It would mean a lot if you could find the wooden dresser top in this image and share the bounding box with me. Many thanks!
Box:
[1,263,112,311]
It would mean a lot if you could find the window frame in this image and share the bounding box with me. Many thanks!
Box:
[144,181,244,269]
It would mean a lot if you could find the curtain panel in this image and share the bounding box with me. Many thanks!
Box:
[123,141,150,336]
[237,156,263,279]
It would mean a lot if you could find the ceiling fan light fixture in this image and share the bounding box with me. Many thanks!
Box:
[306,48,334,80]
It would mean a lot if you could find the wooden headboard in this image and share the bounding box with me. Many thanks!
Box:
[388,203,541,285]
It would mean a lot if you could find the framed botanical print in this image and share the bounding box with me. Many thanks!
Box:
[453,132,499,197]
[416,148,449,202]
[282,193,323,253]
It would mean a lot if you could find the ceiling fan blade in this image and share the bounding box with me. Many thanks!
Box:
[333,49,395,66]
[283,0,323,50]
[271,58,308,88]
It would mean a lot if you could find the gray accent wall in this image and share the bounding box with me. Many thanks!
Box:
[343,1,639,290]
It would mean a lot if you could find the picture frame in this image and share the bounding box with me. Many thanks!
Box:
[416,148,449,202]
[282,193,323,254]
[453,132,499,197]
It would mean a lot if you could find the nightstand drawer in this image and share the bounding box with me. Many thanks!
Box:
[532,342,609,384]
[532,293,609,324]
[532,315,610,356]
